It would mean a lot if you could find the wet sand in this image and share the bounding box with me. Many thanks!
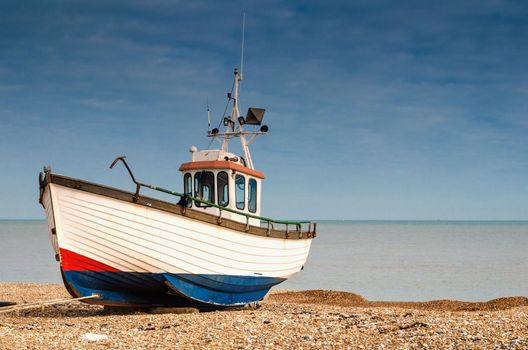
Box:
[1,283,527,349]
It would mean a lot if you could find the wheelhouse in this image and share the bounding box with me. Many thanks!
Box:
[179,149,264,226]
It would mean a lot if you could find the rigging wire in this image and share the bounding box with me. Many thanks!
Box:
[203,78,235,150]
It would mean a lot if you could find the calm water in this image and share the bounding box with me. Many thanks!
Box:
[1,220,527,301]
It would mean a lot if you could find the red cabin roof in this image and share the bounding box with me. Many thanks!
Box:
[179,161,265,179]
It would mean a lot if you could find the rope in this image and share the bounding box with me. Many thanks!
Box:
[0,294,99,315]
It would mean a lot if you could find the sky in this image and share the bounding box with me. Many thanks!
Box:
[1,0,527,220]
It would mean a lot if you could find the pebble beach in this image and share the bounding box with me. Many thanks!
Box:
[1,283,527,349]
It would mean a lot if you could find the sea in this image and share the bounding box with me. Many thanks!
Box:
[1,220,527,302]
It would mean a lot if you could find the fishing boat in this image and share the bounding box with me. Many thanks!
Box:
[38,64,316,309]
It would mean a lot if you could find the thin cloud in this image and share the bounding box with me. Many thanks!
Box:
[0,1,527,219]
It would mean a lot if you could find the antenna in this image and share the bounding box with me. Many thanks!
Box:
[240,13,246,81]
[207,97,211,131]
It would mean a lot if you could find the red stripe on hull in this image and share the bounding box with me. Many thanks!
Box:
[60,248,121,272]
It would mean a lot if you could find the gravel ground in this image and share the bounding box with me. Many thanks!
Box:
[1,283,527,349]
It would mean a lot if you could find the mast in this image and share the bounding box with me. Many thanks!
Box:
[207,15,267,170]
[220,68,254,168]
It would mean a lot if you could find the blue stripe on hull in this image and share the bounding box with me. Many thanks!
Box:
[164,274,283,306]
[64,271,166,293]
[62,271,285,308]
[166,273,284,293]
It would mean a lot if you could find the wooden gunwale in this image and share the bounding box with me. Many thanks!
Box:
[42,173,315,240]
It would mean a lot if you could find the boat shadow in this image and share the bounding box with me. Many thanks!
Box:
[3,303,251,318]
[3,304,107,318]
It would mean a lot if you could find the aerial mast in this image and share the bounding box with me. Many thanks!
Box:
[208,14,268,170]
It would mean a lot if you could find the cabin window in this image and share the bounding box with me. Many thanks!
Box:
[184,173,192,195]
[184,173,192,207]
[194,171,215,206]
[248,178,257,213]
[235,174,245,210]
[217,171,229,207]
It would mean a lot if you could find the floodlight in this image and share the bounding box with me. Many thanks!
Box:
[245,108,265,125]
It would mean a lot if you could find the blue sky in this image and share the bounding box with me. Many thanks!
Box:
[1,0,527,220]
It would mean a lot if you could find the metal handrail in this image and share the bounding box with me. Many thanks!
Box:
[154,186,314,228]
[110,156,315,232]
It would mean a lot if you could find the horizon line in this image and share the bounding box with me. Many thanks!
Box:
[2,218,528,222]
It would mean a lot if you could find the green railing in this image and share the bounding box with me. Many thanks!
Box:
[153,185,316,235]
[109,155,316,236]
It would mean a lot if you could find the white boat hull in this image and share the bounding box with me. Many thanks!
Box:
[41,176,313,307]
